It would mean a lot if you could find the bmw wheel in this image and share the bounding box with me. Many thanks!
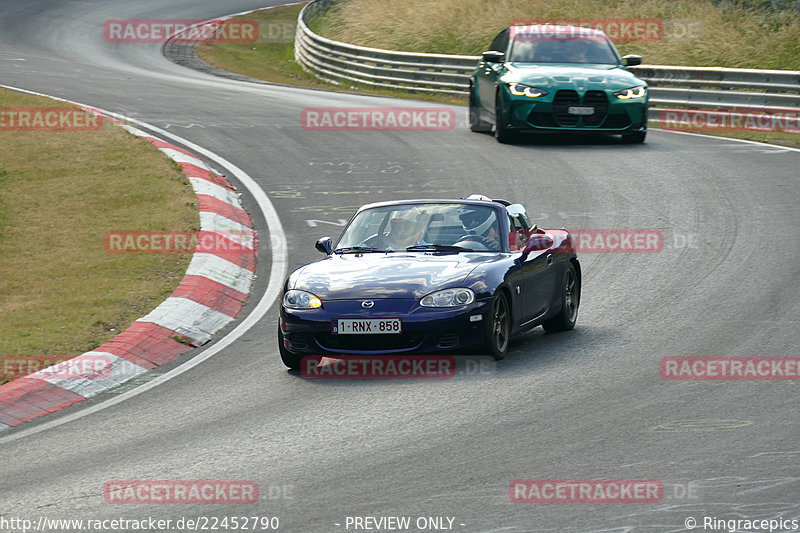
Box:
[469,81,492,133]
[494,90,516,144]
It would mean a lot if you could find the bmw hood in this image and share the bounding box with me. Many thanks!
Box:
[288,253,493,300]
[504,63,645,91]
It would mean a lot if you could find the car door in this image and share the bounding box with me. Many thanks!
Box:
[507,205,556,323]
[518,249,557,323]
[476,29,509,113]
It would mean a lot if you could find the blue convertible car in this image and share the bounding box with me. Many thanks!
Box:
[278,196,581,370]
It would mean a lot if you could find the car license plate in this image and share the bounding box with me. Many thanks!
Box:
[333,318,402,334]
[568,106,594,115]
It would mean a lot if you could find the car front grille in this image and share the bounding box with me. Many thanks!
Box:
[532,89,613,129]
[553,90,580,126]
[316,333,424,352]
[582,91,609,126]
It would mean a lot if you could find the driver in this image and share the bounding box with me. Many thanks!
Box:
[459,207,500,249]
[383,211,426,250]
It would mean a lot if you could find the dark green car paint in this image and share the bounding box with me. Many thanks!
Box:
[470,26,649,143]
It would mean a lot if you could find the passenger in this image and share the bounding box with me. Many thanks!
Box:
[383,211,426,250]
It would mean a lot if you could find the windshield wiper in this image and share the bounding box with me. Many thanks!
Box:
[405,244,469,253]
[334,246,388,254]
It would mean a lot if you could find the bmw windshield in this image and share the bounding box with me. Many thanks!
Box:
[508,26,620,64]
[335,203,503,253]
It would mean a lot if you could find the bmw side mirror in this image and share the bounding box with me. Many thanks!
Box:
[482,51,505,63]
[622,54,642,66]
[522,234,554,255]
[315,237,332,255]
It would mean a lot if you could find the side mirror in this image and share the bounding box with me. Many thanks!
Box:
[315,237,332,255]
[522,234,554,255]
[622,54,642,66]
[482,50,505,63]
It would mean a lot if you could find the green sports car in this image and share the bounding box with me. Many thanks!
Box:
[470,25,648,143]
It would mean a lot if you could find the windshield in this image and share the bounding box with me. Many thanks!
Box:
[336,203,503,252]
[508,27,619,64]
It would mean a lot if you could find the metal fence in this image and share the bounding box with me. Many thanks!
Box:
[295,0,800,111]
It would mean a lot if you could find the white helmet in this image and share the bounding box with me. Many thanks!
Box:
[466,194,492,201]
[459,206,495,235]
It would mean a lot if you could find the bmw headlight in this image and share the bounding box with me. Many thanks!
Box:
[420,288,475,307]
[614,86,647,99]
[508,83,549,98]
[283,289,322,309]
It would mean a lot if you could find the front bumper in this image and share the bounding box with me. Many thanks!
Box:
[280,298,491,355]
[504,87,648,132]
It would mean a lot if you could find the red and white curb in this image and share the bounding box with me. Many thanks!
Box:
[0,117,256,430]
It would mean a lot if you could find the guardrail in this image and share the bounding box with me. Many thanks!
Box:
[294,0,475,95]
[295,0,800,111]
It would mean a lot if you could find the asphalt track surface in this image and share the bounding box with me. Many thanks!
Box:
[1,1,799,532]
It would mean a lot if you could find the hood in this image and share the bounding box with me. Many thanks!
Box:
[504,63,644,91]
[288,253,494,300]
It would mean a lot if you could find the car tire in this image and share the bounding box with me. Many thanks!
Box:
[621,130,646,144]
[278,326,303,371]
[494,91,517,144]
[469,82,492,133]
[542,263,580,332]
[485,291,511,360]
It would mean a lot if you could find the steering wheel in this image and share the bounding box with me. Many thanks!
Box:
[454,235,491,251]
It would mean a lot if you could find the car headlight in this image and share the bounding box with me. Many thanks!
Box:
[283,289,322,309]
[420,288,475,307]
[614,86,647,99]
[508,83,549,98]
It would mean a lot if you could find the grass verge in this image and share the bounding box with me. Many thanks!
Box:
[0,89,198,384]
[312,0,800,69]
[195,4,466,105]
